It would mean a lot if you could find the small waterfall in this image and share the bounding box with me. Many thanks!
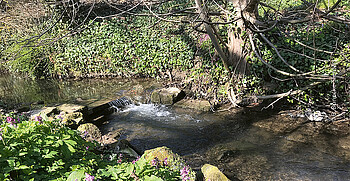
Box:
[108,97,133,111]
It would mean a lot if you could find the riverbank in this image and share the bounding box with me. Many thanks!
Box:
[1,74,349,180]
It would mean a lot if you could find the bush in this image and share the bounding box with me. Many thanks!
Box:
[0,113,191,180]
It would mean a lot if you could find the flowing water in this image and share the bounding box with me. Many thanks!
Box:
[1,74,350,180]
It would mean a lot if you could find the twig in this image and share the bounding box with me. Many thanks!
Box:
[261,89,292,110]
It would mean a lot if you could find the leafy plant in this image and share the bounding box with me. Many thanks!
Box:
[0,113,192,180]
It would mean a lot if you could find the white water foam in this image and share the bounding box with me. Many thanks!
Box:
[120,103,199,123]
[122,103,172,117]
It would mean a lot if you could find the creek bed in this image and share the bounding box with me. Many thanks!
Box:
[1,74,350,180]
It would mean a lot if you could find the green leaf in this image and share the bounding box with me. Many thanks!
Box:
[43,151,59,159]
[19,152,28,156]
[66,170,85,181]
[15,165,30,170]
[144,175,163,181]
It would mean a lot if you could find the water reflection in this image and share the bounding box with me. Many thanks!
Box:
[0,74,159,106]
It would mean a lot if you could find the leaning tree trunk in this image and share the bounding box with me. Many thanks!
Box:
[228,0,259,75]
[195,0,259,75]
[195,0,231,73]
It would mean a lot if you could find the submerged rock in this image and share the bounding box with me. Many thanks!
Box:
[151,87,185,105]
[201,164,230,181]
[174,99,211,112]
[77,123,102,143]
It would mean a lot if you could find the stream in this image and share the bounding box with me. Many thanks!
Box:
[1,74,350,180]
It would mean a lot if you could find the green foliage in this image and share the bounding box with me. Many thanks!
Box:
[0,114,97,180]
[3,42,52,78]
[0,113,188,181]
[249,13,350,108]
[53,16,195,79]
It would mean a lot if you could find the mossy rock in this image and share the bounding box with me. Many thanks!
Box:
[151,87,185,105]
[30,107,58,120]
[61,112,84,128]
[77,123,102,142]
[201,164,230,181]
[142,146,195,180]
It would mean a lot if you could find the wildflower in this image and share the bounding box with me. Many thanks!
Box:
[35,115,43,124]
[6,117,15,124]
[0,128,2,141]
[180,166,190,181]
[117,159,122,163]
[163,157,168,166]
[6,117,17,127]
[81,130,88,138]
[132,156,140,164]
[86,146,89,151]
[56,113,64,120]
[85,173,95,181]
[151,157,159,168]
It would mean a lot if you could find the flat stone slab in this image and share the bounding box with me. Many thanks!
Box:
[57,104,87,114]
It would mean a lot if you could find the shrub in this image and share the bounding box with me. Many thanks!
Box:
[0,113,190,180]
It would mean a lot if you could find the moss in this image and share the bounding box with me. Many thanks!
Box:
[201,164,230,181]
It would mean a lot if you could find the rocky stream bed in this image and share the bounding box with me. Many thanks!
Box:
[1,75,350,180]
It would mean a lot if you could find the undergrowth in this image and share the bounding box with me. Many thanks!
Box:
[0,113,194,181]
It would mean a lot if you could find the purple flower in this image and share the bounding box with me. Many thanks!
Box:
[34,115,43,124]
[151,157,159,168]
[86,146,89,151]
[6,117,14,124]
[117,159,122,163]
[163,157,168,166]
[81,130,88,138]
[85,173,95,181]
[180,166,190,181]
[6,117,17,126]
[56,113,63,120]
[132,156,140,164]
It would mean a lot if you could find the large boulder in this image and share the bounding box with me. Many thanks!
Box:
[173,99,211,112]
[201,164,230,181]
[142,146,195,180]
[151,87,185,105]
[61,112,85,128]
[77,123,102,143]
[30,107,58,120]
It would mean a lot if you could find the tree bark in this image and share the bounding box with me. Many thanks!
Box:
[228,0,259,75]
[194,0,231,73]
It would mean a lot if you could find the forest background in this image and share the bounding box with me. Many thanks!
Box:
[0,0,349,120]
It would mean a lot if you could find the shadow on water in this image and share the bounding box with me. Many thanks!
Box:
[0,74,160,107]
[100,103,350,180]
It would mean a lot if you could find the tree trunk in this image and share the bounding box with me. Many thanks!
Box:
[228,0,259,75]
[195,0,231,73]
